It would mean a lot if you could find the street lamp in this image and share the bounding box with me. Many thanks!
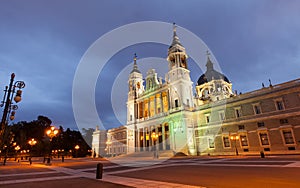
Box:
[74,145,80,158]
[28,138,37,165]
[14,145,20,161]
[152,132,159,159]
[230,135,239,156]
[46,126,59,141]
[0,73,25,147]
[28,138,37,147]
[46,126,59,163]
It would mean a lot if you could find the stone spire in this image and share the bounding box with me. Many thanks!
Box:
[169,23,183,50]
[167,23,188,70]
[206,50,214,71]
[130,53,141,73]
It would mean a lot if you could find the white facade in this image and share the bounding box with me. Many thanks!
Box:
[92,24,300,157]
[125,24,208,155]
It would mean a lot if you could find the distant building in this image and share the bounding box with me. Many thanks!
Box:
[92,24,300,156]
[91,126,107,157]
[106,126,127,156]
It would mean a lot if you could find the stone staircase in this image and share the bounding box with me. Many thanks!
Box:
[114,150,175,158]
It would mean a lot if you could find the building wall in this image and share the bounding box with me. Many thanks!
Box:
[92,129,107,157]
[106,126,127,156]
[195,80,300,156]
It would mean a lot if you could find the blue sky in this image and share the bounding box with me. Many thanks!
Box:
[1,1,300,130]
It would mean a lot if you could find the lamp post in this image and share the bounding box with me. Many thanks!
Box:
[14,145,20,161]
[74,145,80,158]
[230,135,239,156]
[46,126,59,163]
[152,132,159,159]
[46,126,59,141]
[28,138,37,165]
[0,73,25,146]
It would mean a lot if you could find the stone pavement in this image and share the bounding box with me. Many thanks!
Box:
[0,158,205,188]
[1,155,300,188]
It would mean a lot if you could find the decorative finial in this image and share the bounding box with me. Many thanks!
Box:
[173,22,177,35]
[206,50,211,57]
[134,53,137,63]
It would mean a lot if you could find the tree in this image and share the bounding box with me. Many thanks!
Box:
[82,128,95,147]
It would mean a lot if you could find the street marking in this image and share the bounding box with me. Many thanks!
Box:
[0,171,58,177]
[284,162,300,168]
[0,175,81,185]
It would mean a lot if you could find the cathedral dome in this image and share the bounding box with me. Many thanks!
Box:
[197,54,230,85]
[197,69,230,85]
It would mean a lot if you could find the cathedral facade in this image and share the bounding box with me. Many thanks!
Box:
[92,25,300,157]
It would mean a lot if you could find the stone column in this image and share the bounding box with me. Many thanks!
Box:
[137,129,140,152]
[162,124,166,150]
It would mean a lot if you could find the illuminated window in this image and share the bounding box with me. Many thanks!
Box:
[259,132,270,146]
[282,129,295,145]
[162,92,168,112]
[150,97,155,117]
[208,138,215,149]
[223,136,230,148]
[156,94,161,114]
[240,135,248,146]
[144,100,149,117]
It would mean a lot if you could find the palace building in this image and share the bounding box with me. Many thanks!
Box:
[92,25,300,157]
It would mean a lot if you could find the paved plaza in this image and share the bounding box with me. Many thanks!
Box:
[1,155,300,188]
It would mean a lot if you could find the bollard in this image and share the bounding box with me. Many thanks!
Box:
[62,156,64,162]
[47,158,51,164]
[96,163,103,179]
[29,158,32,165]
[260,151,265,158]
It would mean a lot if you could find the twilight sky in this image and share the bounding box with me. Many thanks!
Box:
[1,0,300,131]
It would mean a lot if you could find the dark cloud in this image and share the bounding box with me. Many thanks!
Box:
[1,1,299,130]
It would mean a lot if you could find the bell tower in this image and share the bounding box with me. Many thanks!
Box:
[127,54,144,124]
[166,23,194,109]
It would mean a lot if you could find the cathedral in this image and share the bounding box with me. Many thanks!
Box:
[92,25,300,157]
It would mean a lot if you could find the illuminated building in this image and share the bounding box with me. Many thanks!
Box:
[92,24,300,156]
[92,126,107,157]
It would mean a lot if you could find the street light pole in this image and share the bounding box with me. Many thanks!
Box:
[230,135,239,156]
[14,145,20,162]
[74,145,80,158]
[0,73,25,147]
[46,126,59,164]
[28,138,37,165]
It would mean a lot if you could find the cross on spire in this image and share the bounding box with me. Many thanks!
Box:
[134,53,137,61]
[206,50,211,57]
[206,50,214,70]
